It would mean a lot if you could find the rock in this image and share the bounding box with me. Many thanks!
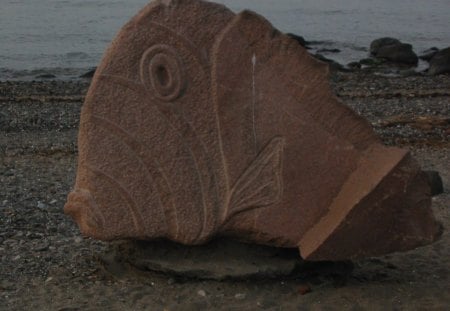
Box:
[197,290,206,297]
[347,61,361,70]
[298,284,312,295]
[313,53,346,71]
[376,43,418,65]
[104,239,303,280]
[370,37,418,65]
[424,170,444,196]
[234,293,246,300]
[286,33,309,48]
[37,201,47,209]
[317,48,341,53]
[419,47,439,61]
[36,73,56,79]
[428,47,450,75]
[370,37,401,55]
[79,67,96,79]
[33,241,49,252]
[65,0,441,261]
[359,57,386,67]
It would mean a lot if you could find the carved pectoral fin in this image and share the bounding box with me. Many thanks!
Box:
[226,137,285,221]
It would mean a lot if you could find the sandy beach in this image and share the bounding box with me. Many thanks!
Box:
[0,70,449,310]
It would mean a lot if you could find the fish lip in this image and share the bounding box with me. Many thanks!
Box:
[64,188,106,238]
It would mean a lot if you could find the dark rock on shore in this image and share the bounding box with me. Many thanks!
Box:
[286,33,309,48]
[79,67,96,79]
[359,58,386,66]
[425,170,444,196]
[313,53,347,71]
[419,47,439,61]
[35,73,56,79]
[370,38,402,55]
[370,37,418,65]
[347,61,361,70]
[317,48,341,53]
[428,47,450,75]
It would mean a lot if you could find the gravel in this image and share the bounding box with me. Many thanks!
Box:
[0,71,449,310]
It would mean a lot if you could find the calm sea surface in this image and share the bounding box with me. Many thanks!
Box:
[1,0,449,79]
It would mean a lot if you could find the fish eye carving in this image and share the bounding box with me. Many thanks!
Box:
[140,44,186,101]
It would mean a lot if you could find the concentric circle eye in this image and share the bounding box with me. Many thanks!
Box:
[140,45,185,101]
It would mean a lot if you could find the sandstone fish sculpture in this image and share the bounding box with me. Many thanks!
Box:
[65,0,441,260]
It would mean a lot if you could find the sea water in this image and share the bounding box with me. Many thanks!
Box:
[0,0,449,79]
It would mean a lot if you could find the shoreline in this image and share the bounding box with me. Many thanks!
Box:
[1,71,449,309]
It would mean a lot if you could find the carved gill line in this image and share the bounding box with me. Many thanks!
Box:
[150,21,227,237]
[210,21,242,221]
[91,115,179,240]
[156,107,219,241]
[223,137,284,223]
[230,180,282,211]
[86,164,143,234]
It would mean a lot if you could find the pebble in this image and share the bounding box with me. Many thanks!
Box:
[33,242,50,252]
[37,201,47,209]
[298,284,312,295]
[197,290,206,297]
[235,293,246,300]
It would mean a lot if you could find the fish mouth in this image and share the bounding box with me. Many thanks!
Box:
[64,188,106,239]
[299,145,442,261]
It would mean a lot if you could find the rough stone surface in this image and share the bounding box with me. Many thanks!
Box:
[103,239,306,280]
[370,37,418,65]
[425,170,444,196]
[65,0,441,261]
[286,33,309,48]
[419,47,439,61]
[370,37,402,55]
[428,47,450,75]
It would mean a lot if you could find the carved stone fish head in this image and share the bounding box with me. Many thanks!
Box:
[65,0,441,260]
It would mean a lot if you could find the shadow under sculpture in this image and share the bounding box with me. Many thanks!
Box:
[65,0,441,261]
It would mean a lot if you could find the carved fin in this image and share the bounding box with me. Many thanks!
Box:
[226,137,284,220]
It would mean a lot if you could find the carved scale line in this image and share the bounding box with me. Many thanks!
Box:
[230,180,282,212]
[91,114,179,240]
[95,72,209,241]
[144,23,224,241]
[153,102,216,241]
[86,164,144,235]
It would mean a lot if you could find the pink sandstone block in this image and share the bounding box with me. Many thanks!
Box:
[65,0,441,260]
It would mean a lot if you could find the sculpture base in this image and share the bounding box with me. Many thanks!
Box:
[100,238,353,280]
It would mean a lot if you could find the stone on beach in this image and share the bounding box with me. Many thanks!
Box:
[428,47,450,75]
[64,0,441,261]
[419,47,439,61]
[370,37,418,65]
